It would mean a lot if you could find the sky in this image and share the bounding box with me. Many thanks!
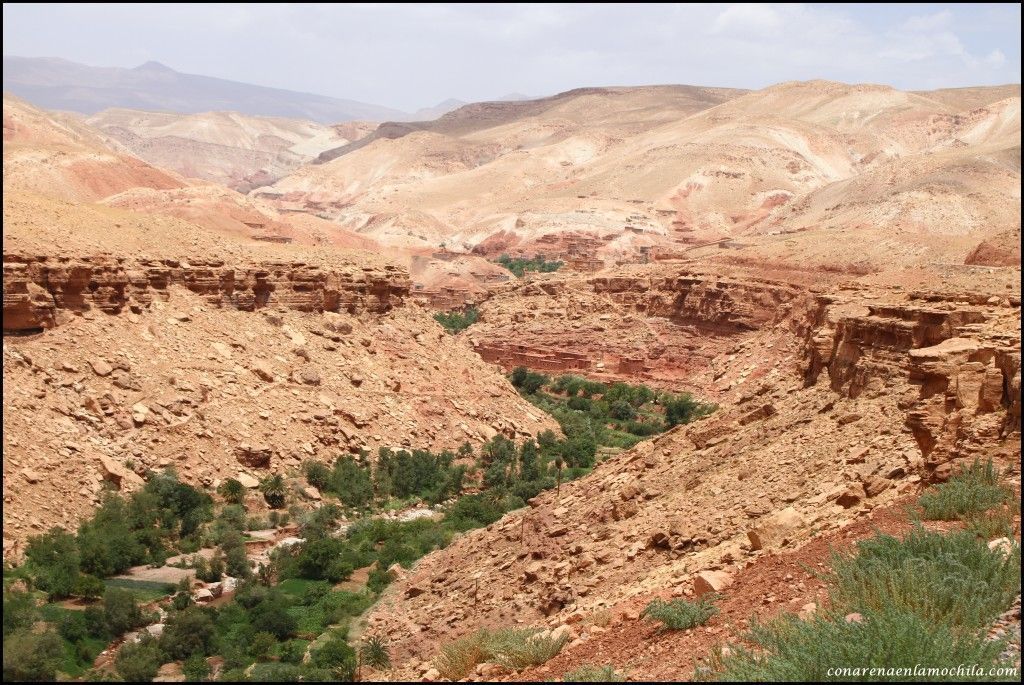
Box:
[3,3,1020,112]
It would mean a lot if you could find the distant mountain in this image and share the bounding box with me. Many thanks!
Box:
[2,55,407,123]
[411,98,468,121]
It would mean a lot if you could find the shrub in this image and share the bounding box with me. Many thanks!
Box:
[434,306,480,334]
[359,635,391,670]
[824,526,1021,630]
[103,587,146,635]
[251,594,298,640]
[250,631,278,661]
[311,636,356,669]
[489,627,568,669]
[160,606,216,660]
[217,478,247,505]
[643,595,719,631]
[434,630,490,681]
[260,474,287,509]
[182,652,210,682]
[3,589,38,637]
[115,635,165,681]
[2,628,64,682]
[73,573,106,600]
[714,608,1016,681]
[279,639,309,664]
[303,461,330,490]
[919,460,1014,521]
[564,664,626,682]
[24,527,81,598]
[966,504,1019,540]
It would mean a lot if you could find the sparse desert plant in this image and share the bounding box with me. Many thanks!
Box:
[483,627,569,670]
[564,664,626,682]
[824,525,1020,630]
[359,635,391,670]
[434,630,491,681]
[714,608,1017,682]
[965,501,1020,540]
[919,459,1013,521]
[642,595,719,631]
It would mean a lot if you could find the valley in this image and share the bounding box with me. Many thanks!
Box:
[2,54,1020,683]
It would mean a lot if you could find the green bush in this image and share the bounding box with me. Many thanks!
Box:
[311,636,356,669]
[278,639,309,664]
[2,628,65,682]
[824,526,1020,630]
[434,306,480,334]
[714,609,1017,682]
[25,528,81,598]
[115,634,165,682]
[919,460,1014,521]
[217,478,247,505]
[564,664,626,682]
[643,595,719,631]
[495,255,563,277]
[160,606,216,660]
[250,631,278,661]
[182,652,210,682]
[103,588,146,636]
[3,589,38,637]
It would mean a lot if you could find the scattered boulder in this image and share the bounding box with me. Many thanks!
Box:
[835,486,861,509]
[89,358,113,377]
[251,360,275,382]
[303,486,322,500]
[298,367,322,386]
[235,443,272,468]
[862,475,891,498]
[131,402,150,425]
[237,473,260,489]
[693,570,733,597]
[747,507,804,551]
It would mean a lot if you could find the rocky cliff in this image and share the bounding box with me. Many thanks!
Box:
[365,266,1021,678]
[3,254,409,333]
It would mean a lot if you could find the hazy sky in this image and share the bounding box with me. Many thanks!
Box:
[3,3,1020,111]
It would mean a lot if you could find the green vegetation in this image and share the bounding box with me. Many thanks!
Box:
[708,515,1021,681]
[824,526,1020,630]
[714,609,1016,682]
[564,664,627,682]
[643,595,719,631]
[434,627,568,680]
[512,369,715,453]
[5,365,693,682]
[434,305,479,333]
[23,470,212,597]
[496,254,564,278]
[919,459,1015,521]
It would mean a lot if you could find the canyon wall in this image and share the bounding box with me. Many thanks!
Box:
[3,254,410,333]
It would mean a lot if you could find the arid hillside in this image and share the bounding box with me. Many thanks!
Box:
[85,108,376,191]
[1,101,558,554]
[258,81,1020,274]
[364,260,1021,679]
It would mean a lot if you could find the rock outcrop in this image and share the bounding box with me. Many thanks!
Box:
[3,254,409,333]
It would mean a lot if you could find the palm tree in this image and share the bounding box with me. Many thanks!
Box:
[217,478,246,505]
[356,635,390,681]
[259,474,286,509]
